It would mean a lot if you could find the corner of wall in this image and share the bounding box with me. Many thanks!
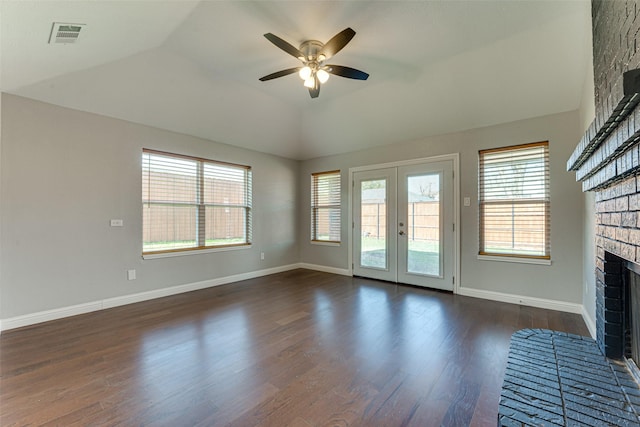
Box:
[578,4,596,338]
[0,92,3,328]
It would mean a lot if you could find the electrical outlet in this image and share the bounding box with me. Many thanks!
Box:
[110,219,123,227]
[260,252,265,260]
[127,269,136,280]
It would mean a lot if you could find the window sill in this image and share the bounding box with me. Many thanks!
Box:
[477,254,551,266]
[143,244,252,260]
[311,241,341,247]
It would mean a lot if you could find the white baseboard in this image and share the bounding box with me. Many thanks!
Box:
[2,265,590,333]
[581,305,597,339]
[102,264,300,309]
[1,264,300,332]
[1,301,104,332]
[457,286,583,314]
[298,263,351,276]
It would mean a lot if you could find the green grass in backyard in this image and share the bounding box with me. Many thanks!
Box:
[360,236,440,275]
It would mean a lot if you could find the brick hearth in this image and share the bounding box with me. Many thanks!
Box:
[499,329,640,426]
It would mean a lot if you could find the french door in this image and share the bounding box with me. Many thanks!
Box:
[352,160,454,291]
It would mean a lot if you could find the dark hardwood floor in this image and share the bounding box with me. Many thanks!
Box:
[0,269,589,426]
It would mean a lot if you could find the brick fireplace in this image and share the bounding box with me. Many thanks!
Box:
[569,74,640,360]
[568,1,640,360]
[497,3,640,424]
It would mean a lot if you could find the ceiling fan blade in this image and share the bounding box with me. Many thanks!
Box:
[319,28,356,60]
[326,65,369,80]
[263,33,304,60]
[309,76,320,98]
[259,67,301,81]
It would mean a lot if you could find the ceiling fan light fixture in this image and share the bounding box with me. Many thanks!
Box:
[299,66,312,80]
[303,77,315,88]
[260,28,368,98]
[317,69,330,84]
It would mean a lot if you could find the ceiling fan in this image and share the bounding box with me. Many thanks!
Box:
[259,27,369,98]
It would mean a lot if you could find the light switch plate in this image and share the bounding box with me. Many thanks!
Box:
[463,197,471,207]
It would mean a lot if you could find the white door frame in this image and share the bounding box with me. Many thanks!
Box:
[348,153,460,294]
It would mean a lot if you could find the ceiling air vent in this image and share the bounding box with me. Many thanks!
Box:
[48,22,85,44]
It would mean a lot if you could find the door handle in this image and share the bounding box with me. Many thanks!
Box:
[399,230,405,236]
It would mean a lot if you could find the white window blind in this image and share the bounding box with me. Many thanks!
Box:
[142,149,252,255]
[311,171,341,243]
[479,141,550,259]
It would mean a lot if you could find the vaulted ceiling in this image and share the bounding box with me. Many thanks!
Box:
[1,0,592,160]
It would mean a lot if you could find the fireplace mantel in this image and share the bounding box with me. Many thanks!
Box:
[568,69,640,192]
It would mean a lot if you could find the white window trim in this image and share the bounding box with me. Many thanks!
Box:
[477,254,551,266]
[143,244,252,260]
[310,241,341,247]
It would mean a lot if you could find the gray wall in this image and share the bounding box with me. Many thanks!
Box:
[299,111,585,304]
[0,92,588,321]
[0,92,2,321]
[1,94,299,319]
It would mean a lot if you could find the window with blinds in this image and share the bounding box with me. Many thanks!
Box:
[142,149,252,255]
[311,171,341,243]
[479,141,550,259]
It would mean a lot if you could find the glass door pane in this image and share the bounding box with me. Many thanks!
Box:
[353,168,396,283]
[406,174,441,276]
[360,179,387,269]
[397,161,452,290]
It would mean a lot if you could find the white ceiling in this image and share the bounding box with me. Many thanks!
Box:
[1,0,592,160]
